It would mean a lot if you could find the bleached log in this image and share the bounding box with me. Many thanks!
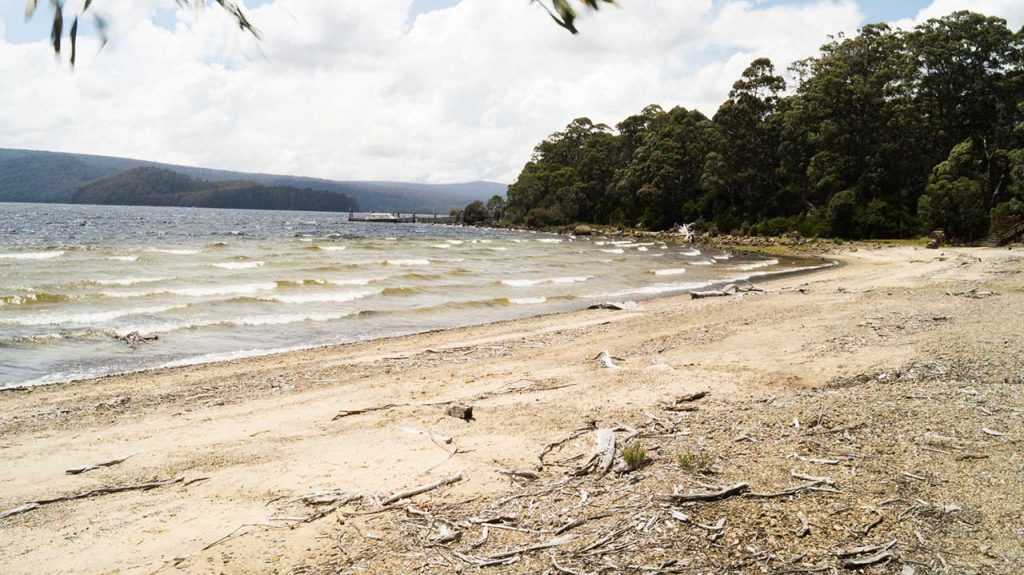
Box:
[572,429,616,476]
[380,472,462,506]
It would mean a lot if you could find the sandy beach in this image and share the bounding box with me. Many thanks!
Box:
[2,244,1022,574]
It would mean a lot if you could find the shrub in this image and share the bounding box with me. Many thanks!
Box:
[622,442,650,471]
[677,450,713,473]
[826,189,857,238]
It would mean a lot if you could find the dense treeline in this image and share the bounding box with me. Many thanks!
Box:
[72,167,360,213]
[489,12,1024,241]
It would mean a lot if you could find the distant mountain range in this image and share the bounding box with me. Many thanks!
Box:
[73,167,359,213]
[0,148,507,213]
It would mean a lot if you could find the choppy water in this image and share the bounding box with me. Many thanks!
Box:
[0,203,830,388]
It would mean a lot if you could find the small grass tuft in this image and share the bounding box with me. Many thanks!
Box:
[622,442,650,471]
[677,449,713,473]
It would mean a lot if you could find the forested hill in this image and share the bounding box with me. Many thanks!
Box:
[0,149,505,213]
[494,11,1024,243]
[71,167,359,213]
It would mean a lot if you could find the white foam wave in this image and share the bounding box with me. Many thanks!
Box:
[680,249,702,256]
[600,249,625,254]
[536,239,562,244]
[589,281,712,299]
[502,276,592,287]
[147,248,200,255]
[107,256,138,262]
[317,246,347,251]
[689,260,714,266]
[652,268,687,276]
[329,277,385,286]
[261,289,378,304]
[734,259,779,271]
[509,297,547,305]
[0,251,64,260]
[446,240,465,245]
[211,261,265,270]
[118,311,357,337]
[102,282,277,298]
[489,247,508,251]
[94,277,171,286]
[384,259,431,266]
[1,304,187,326]
[712,254,732,260]
[431,244,451,249]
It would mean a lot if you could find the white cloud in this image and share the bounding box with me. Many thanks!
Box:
[897,0,1024,29]
[0,0,876,183]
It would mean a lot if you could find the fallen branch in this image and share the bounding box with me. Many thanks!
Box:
[381,472,463,506]
[746,481,840,499]
[66,454,135,475]
[1,477,184,520]
[498,469,540,481]
[539,428,592,466]
[333,403,400,420]
[657,482,750,504]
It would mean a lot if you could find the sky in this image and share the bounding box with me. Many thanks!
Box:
[0,0,1021,184]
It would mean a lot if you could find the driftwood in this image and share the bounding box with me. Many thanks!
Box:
[942,286,999,300]
[572,429,616,476]
[333,403,400,420]
[0,477,184,520]
[380,472,463,506]
[498,469,540,481]
[446,404,474,421]
[690,280,765,299]
[66,454,135,475]
[595,351,623,369]
[587,301,638,311]
[746,481,840,499]
[663,391,709,411]
[658,482,750,503]
[539,428,592,466]
[837,539,897,568]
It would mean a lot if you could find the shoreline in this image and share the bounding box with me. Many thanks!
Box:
[1,244,1021,574]
[0,252,837,392]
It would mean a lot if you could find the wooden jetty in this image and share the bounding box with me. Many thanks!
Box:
[347,212,458,224]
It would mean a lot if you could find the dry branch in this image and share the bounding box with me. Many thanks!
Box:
[0,477,184,520]
[333,403,400,420]
[66,454,135,475]
[658,482,750,503]
[381,472,462,506]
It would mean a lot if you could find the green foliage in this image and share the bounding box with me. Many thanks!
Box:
[990,199,1024,238]
[826,189,857,237]
[677,450,713,473]
[489,11,1023,242]
[621,442,649,471]
[463,200,489,225]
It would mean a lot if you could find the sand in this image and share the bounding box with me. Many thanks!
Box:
[1,245,1022,574]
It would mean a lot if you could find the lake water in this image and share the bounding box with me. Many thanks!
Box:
[0,203,829,388]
